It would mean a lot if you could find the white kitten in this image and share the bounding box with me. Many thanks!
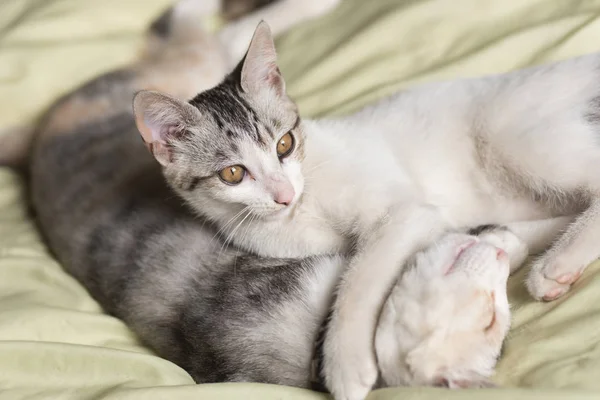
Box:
[375,227,520,389]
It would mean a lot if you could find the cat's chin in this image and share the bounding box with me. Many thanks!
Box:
[258,193,303,221]
[254,202,297,222]
[263,205,294,220]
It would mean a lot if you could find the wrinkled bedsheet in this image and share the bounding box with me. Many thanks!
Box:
[2,0,600,399]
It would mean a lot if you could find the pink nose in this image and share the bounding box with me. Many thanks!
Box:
[496,248,507,261]
[274,185,295,206]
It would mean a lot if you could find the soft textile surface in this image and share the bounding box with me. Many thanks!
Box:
[1,0,600,399]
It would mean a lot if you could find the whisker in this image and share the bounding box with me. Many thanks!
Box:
[208,206,249,247]
[240,213,258,252]
[218,208,252,260]
[304,160,333,175]
[234,213,259,277]
[220,211,251,256]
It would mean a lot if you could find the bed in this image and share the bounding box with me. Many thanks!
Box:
[1,0,600,399]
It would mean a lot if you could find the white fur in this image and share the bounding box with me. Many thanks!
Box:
[312,58,600,399]
[200,52,600,400]
[135,15,600,399]
[375,230,517,389]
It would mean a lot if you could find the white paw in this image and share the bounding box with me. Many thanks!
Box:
[526,253,586,301]
[301,0,342,18]
[173,0,220,17]
[323,316,378,400]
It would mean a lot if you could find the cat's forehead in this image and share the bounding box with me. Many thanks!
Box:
[454,244,508,284]
[430,237,505,280]
[189,81,287,148]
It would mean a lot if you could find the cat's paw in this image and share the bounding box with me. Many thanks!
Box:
[436,375,497,389]
[301,0,342,18]
[173,0,220,17]
[526,254,586,301]
[324,353,378,400]
[323,316,378,400]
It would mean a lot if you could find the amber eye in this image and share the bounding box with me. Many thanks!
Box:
[218,165,246,185]
[276,132,295,158]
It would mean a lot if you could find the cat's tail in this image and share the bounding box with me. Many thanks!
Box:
[0,125,36,168]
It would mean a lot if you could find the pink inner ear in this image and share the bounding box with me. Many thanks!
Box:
[166,125,186,140]
[267,67,285,95]
[148,141,171,166]
[141,117,183,144]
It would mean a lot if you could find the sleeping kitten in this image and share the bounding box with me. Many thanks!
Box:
[12,0,517,391]
[132,21,594,400]
[375,225,520,389]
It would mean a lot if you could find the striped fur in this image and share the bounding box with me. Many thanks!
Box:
[27,0,345,390]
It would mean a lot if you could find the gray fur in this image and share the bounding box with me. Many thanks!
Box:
[222,0,279,20]
[27,0,341,390]
[30,42,337,393]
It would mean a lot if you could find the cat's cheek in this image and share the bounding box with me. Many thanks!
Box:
[212,180,259,210]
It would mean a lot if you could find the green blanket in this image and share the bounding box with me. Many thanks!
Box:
[2,0,600,399]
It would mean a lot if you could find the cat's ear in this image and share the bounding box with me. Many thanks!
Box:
[239,21,286,96]
[407,334,497,390]
[405,331,446,381]
[133,90,201,166]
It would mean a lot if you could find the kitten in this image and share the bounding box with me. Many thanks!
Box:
[132,22,594,400]
[375,225,519,389]
[9,0,516,391]
[16,0,343,388]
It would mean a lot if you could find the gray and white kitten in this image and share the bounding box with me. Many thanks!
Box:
[9,0,516,391]
[19,0,344,390]
[133,20,594,400]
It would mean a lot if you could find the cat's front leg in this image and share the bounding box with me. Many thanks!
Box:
[323,204,446,400]
[526,199,600,301]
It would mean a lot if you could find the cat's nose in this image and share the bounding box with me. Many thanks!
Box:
[496,247,507,261]
[274,185,295,206]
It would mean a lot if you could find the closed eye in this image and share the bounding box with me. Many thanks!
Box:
[485,291,497,332]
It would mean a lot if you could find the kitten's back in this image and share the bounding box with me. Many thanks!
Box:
[26,0,336,388]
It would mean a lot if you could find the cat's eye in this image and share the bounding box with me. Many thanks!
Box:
[485,292,497,332]
[276,132,295,158]
[485,309,497,331]
[218,165,246,185]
